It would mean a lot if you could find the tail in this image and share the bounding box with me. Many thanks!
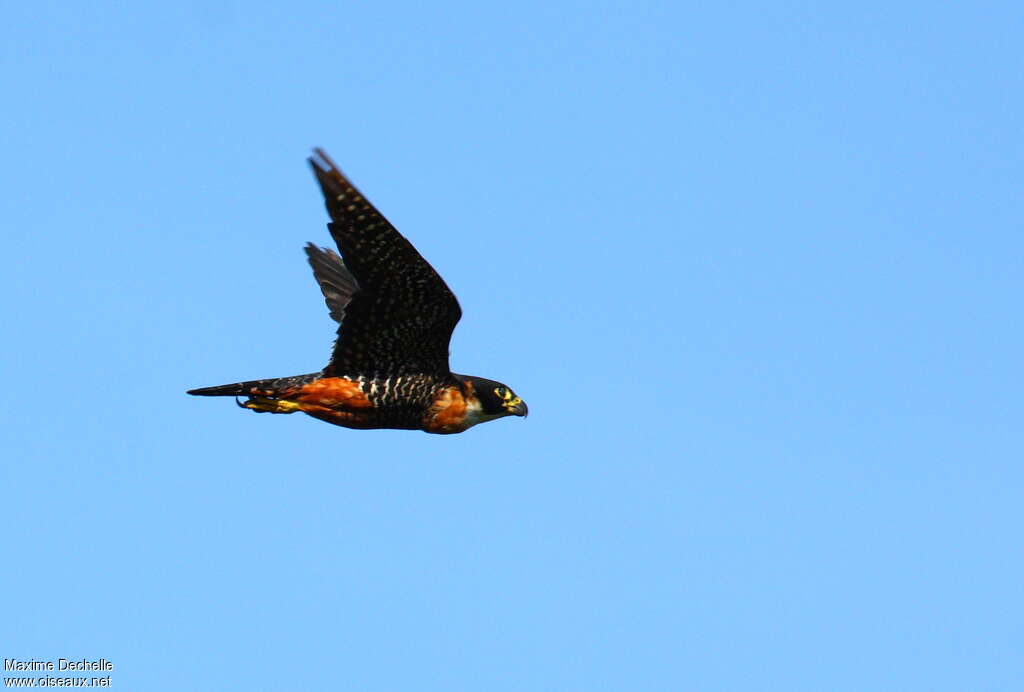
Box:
[186,373,321,397]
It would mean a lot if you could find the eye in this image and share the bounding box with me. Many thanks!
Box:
[495,387,509,399]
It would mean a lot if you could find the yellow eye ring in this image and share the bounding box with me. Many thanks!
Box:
[495,387,509,399]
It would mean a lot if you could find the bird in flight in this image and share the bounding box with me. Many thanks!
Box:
[187,149,527,434]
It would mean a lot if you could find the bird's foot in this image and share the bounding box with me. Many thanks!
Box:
[236,396,301,414]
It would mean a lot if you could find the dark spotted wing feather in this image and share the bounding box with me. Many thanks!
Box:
[308,148,462,377]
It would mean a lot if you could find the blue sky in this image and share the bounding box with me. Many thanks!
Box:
[3,1,1022,689]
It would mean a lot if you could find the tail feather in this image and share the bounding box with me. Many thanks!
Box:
[187,373,321,397]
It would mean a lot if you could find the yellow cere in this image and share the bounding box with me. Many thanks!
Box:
[497,388,523,411]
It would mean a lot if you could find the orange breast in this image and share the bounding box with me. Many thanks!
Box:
[423,383,470,434]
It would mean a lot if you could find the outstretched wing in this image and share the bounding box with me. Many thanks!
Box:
[308,148,462,377]
[304,243,359,324]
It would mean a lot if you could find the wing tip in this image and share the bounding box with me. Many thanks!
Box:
[304,241,340,261]
[308,147,356,202]
[308,147,343,176]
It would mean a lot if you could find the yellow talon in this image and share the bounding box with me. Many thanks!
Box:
[241,396,302,414]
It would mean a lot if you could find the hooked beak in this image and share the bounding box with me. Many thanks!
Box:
[506,397,528,418]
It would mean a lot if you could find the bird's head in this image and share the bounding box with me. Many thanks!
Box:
[456,375,528,423]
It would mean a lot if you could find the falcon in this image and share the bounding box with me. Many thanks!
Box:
[187,149,527,434]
